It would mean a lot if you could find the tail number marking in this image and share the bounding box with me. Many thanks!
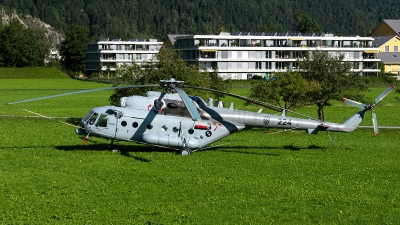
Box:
[278,118,292,126]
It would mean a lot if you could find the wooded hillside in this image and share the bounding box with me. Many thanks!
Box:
[0,0,399,41]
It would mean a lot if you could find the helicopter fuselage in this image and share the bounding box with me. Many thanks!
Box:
[76,91,367,151]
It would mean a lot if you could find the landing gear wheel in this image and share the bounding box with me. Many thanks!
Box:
[179,147,192,156]
[109,140,119,152]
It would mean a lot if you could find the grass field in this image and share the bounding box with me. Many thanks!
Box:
[1,76,400,224]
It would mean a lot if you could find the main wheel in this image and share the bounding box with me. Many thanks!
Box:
[179,147,192,156]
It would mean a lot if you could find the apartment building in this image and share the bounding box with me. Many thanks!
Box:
[170,32,381,80]
[85,38,163,75]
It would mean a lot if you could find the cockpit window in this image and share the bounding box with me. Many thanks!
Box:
[87,113,98,125]
[82,111,94,123]
[96,114,108,127]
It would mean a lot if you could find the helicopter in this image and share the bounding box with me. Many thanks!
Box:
[8,78,395,155]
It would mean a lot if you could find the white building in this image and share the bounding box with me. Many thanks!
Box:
[85,38,163,75]
[171,32,381,79]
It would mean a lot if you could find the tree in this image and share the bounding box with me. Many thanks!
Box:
[297,51,367,121]
[59,25,90,75]
[355,11,370,36]
[109,47,228,105]
[31,26,52,67]
[248,71,311,110]
[261,22,277,33]
[294,10,323,34]
[0,19,37,67]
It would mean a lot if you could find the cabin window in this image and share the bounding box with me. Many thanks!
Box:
[121,121,127,127]
[96,114,108,127]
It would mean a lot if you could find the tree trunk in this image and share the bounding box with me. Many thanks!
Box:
[318,103,324,121]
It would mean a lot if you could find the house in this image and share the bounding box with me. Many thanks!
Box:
[372,35,400,75]
[168,32,381,80]
[49,47,60,60]
[369,19,400,37]
[84,38,163,76]
[44,47,60,64]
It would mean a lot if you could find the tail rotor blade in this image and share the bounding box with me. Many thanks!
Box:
[342,98,366,109]
[371,112,379,136]
[374,85,395,104]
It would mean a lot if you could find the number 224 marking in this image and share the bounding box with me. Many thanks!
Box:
[278,118,291,125]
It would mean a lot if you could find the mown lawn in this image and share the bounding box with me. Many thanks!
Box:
[1,78,400,224]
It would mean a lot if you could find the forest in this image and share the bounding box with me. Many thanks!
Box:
[0,0,399,41]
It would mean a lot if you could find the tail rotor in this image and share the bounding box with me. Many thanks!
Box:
[342,85,395,136]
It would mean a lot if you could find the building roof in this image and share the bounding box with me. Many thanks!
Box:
[165,34,186,45]
[372,35,396,47]
[378,52,400,64]
[370,19,400,36]
[384,19,400,35]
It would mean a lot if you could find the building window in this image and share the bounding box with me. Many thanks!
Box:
[353,62,360,70]
[219,62,228,70]
[242,62,248,70]
[395,46,398,52]
[265,51,272,58]
[220,51,228,59]
[136,54,141,60]
[385,46,389,52]
[256,62,262,69]
[241,51,248,59]
[276,62,284,70]
[231,51,237,59]
[266,62,271,69]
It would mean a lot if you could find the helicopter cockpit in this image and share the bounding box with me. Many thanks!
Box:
[76,107,117,136]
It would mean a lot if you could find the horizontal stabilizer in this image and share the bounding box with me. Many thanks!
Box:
[307,125,329,135]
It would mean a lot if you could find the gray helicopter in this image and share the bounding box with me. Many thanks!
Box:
[9,78,394,155]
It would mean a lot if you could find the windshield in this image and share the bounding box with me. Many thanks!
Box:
[82,111,94,123]
[87,113,99,125]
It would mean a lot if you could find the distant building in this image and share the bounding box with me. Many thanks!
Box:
[45,47,60,64]
[369,19,400,37]
[84,38,163,75]
[373,35,400,75]
[168,32,381,79]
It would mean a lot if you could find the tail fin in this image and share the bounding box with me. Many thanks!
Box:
[342,85,395,136]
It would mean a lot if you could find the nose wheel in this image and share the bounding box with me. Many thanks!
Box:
[179,147,192,156]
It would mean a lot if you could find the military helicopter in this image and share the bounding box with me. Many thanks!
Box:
[9,78,394,155]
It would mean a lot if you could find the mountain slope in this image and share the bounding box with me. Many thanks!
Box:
[1,0,399,40]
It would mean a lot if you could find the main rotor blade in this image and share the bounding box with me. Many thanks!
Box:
[173,86,202,121]
[341,98,367,109]
[374,85,395,104]
[372,111,379,136]
[8,84,159,105]
[185,85,284,111]
[184,85,319,120]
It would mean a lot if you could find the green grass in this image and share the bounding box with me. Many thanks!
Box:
[1,78,400,224]
[0,67,69,79]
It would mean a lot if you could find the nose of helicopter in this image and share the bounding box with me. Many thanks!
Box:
[75,127,87,135]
